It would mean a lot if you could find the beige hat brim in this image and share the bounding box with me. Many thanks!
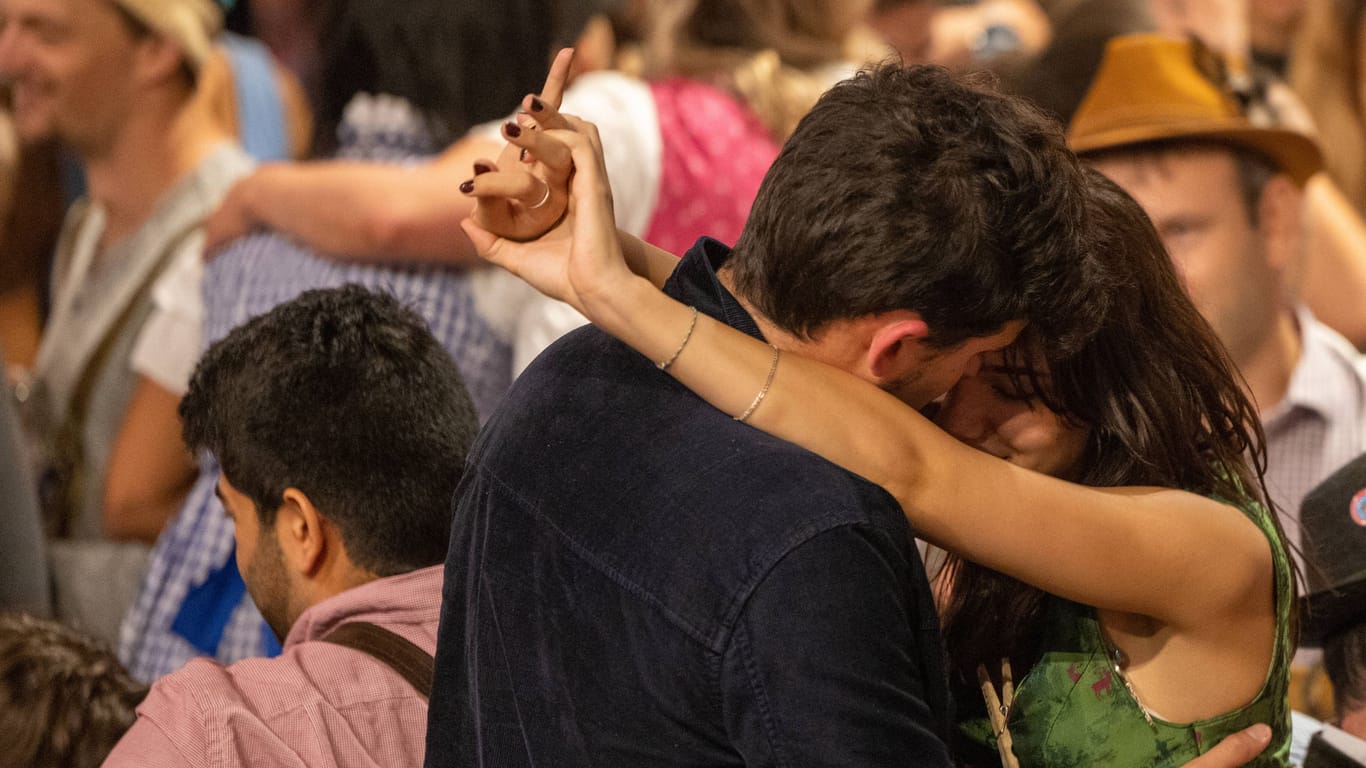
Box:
[111,0,223,72]
[1072,119,1324,185]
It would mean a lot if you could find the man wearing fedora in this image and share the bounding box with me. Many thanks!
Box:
[1068,34,1366,552]
[0,0,252,644]
[1295,453,1366,765]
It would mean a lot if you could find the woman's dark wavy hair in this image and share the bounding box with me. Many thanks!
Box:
[939,168,1299,696]
[312,0,591,156]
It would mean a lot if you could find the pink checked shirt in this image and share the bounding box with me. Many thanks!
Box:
[103,565,443,768]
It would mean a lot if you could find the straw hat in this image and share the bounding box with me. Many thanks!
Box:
[110,0,223,73]
[1068,34,1323,185]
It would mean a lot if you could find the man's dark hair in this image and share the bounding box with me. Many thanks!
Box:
[180,285,479,576]
[730,63,1101,354]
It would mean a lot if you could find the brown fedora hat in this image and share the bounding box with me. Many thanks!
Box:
[1068,34,1323,184]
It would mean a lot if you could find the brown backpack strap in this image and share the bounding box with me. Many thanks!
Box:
[320,622,434,698]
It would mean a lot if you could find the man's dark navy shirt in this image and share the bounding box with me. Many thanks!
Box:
[425,239,953,767]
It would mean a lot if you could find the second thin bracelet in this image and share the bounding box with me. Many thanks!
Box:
[657,306,699,371]
[735,345,781,423]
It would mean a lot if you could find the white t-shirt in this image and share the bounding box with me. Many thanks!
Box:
[130,246,205,395]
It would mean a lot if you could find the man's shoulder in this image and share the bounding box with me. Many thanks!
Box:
[139,656,236,725]
[486,325,902,515]
[152,635,428,716]
[126,639,430,765]
[464,329,918,636]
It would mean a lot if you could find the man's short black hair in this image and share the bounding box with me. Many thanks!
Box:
[180,285,479,577]
[730,63,1101,354]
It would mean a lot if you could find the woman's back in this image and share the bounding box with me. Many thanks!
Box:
[954,497,1294,767]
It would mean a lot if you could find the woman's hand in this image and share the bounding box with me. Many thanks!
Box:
[461,112,639,324]
[463,48,577,242]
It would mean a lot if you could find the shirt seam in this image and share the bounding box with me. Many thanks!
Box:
[732,617,794,767]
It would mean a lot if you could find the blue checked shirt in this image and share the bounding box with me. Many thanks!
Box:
[119,96,513,681]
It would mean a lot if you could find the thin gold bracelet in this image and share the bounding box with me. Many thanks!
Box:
[735,345,781,423]
[656,306,700,371]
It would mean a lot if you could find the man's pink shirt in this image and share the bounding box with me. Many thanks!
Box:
[103,565,443,767]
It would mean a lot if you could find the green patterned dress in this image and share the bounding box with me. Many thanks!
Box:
[958,499,1293,767]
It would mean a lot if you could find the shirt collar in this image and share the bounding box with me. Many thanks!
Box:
[665,238,766,343]
[1269,306,1363,424]
[283,564,443,648]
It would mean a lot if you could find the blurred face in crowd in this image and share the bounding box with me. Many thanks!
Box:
[1249,0,1306,53]
[0,0,143,150]
[933,349,1090,480]
[1150,0,1249,55]
[870,0,935,64]
[1090,146,1281,367]
[217,474,295,643]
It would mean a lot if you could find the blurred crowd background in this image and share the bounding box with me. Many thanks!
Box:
[1,0,1366,765]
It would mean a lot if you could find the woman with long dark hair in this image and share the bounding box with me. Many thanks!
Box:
[465,114,1298,765]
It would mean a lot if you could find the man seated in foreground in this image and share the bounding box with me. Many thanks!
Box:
[102,285,478,766]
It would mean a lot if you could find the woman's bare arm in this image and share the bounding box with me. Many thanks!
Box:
[103,377,197,543]
[605,276,1270,629]
[203,140,496,263]
[1300,173,1366,348]
[203,49,582,264]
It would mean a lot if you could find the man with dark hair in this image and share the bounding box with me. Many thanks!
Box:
[425,63,1101,767]
[103,285,479,767]
[1069,34,1366,554]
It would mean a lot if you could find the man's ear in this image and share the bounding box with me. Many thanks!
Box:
[864,312,932,385]
[275,488,327,578]
[1257,174,1304,280]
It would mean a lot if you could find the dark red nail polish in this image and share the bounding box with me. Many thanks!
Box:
[504,122,522,138]
[473,163,492,175]
[519,148,529,162]
[459,179,474,194]
[530,96,545,112]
